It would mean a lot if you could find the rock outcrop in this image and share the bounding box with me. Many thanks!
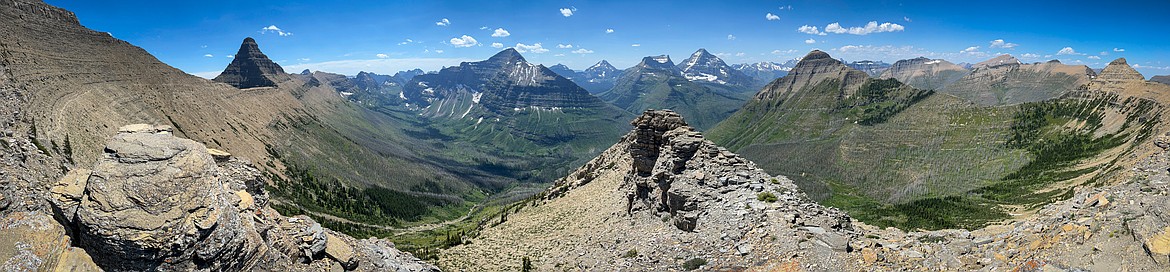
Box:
[47,124,436,271]
[441,110,856,270]
[213,37,290,89]
[940,54,1093,105]
[1096,58,1146,83]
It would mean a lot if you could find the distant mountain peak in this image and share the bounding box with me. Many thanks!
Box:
[589,60,614,70]
[213,37,288,89]
[677,48,753,86]
[803,50,833,61]
[487,48,526,64]
[974,54,1021,69]
[637,55,677,70]
[1098,57,1145,82]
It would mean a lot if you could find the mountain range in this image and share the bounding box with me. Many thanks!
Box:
[7,1,1170,271]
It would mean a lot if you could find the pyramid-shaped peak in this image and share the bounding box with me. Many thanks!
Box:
[213,37,288,89]
[1098,57,1145,81]
[488,48,526,63]
[1109,57,1129,66]
[692,48,713,56]
[803,50,832,60]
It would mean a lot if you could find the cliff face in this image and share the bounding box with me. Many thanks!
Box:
[213,37,290,89]
[941,56,1093,106]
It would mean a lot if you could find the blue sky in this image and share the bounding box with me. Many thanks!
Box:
[46,0,1170,78]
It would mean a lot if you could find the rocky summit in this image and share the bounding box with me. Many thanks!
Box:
[677,49,754,87]
[439,110,1170,271]
[214,37,290,89]
[42,124,436,271]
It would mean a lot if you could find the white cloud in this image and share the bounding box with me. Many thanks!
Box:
[557,44,573,49]
[715,52,731,57]
[560,7,576,17]
[554,54,565,57]
[1114,48,1125,52]
[571,48,594,54]
[1021,53,1040,58]
[515,43,549,53]
[397,39,415,45]
[450,35,478,47]
[771,49,798,55]
[960,46,981,54]
[766,13,780,21]
[805,38,816,44]
[1057,47,1083,55]
[735,52,746,57]
[491,42,504,48]
[298,58,310,62]
[727,34,736,40]
[479,26,488,30]
[904,17,912,22]
[605,28,615,34]
[779,5,792,10]
[1087,56,1101,60]
[491,28,510,37]
[376,53,389,58]
[435,50,444,54]
[823,21,903,35]
[226,55,234,58]
[989,39,1018,49]
[203,54,213,58]
[798,25,822,35]
[1099,51,1109,56]
[261,25,292,36]
[1133,64,1170,70]
[436,18,450,26]
[631,44,641,47]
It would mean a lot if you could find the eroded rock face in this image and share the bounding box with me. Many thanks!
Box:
[49,124,437,272]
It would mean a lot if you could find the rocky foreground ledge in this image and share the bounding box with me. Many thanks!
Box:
[2,124,436,271]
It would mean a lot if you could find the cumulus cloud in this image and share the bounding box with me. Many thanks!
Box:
[605,28,615,34]
[261,25,293,36]
[822,21,904,35]
[989,39,1018,49]
[1057,47,1083,55]
[571,48,594,54]
[479,26,488,30]
[491,42,503,48]
[560,7,576,17]
[515,43,549,53]
[1087,56,1101,60]
[798,25,822,35]
[771,49,798,55]
[960,46,981,54]
[204,54,213,58]
[766,13,780,21]
[557,44,573,49]
[450,35,478,47]
[727,34,736,40]
[631,44,641,47]
[491,28,510,37]
[1114,48,1125,52]
[376,53,389,58]
[1021,53,1040,58]
[805,38,816,44]
[436,18,450,26]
